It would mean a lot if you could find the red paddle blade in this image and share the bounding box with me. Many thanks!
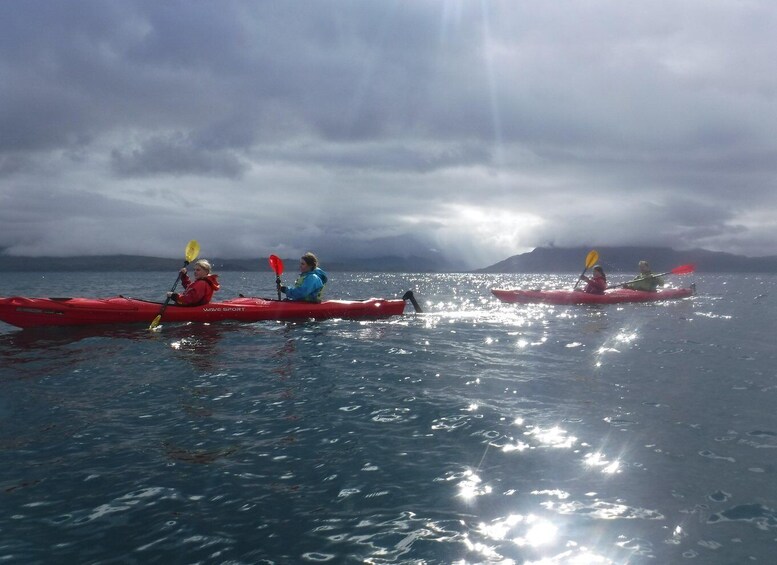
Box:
[268,254,284,276]
[671,263,695,275]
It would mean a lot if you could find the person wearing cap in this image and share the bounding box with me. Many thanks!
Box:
[579,264,607,295]
[168,259,221,306]
[623,260,664,292]
[280,252,328,302]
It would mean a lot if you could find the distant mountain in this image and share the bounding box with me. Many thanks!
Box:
[478,246,777,273]
[2,252,460,273]
[5,246,777,273]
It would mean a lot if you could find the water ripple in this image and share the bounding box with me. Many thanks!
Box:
[2,272,776,563]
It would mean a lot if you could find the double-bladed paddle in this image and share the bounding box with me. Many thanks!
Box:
[269,254,284,300]
[613,263,696,289]
[149,240,200,330]
[573,250,599,290]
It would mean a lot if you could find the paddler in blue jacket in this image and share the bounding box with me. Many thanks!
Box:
[281,252,328,302]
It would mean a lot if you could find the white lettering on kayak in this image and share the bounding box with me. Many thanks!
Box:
[201,307,247,312]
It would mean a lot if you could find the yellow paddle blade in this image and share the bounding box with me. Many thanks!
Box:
[585,250,599,269]
[185,240,200,263]
[148,314,162,330]
[573,249,599,290]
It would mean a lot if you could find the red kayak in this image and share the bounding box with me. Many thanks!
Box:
[492,286,695,305]
[0,291,420,329]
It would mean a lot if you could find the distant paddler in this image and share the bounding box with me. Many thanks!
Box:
[578,265,607,295]
[613,263,696,290]
[622,260,664,292]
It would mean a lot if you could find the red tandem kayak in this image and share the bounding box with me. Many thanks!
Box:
[0,291,421,329]
[492,286,695,305]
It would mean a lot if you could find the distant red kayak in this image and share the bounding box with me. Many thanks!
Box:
[492,286,695,305]
[0,292,420,329]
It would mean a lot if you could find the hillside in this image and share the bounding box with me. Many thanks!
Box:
[2,252,456,273]
[4,246,777,273]
[478,246,777,273]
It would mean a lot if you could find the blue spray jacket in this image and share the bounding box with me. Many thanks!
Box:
[285,267,328,302]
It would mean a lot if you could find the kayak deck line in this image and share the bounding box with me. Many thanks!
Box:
[0,290,422,329]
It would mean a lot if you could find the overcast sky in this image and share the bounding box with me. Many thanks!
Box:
[2,1,776,269]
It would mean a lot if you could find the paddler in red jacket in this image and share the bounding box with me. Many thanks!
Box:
[168,259,221,306]
[579,265,607,295]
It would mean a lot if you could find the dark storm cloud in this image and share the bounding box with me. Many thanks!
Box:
[110,134,248,178]
[2,1,776,265]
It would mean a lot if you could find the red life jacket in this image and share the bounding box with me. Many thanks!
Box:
[584,274,607,295]
[176,274,220,306]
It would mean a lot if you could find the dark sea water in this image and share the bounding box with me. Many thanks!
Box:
[1,271,776,564]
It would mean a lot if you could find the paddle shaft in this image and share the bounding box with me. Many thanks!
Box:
[153,261,190,322]
[573,266,587,290]
[573,250,599,290]
[615,269,682,289]
[149,240,200,330]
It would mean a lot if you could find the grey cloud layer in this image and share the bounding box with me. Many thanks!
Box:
[2,1,776,266]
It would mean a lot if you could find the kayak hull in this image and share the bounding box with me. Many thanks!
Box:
[492,287,695,305]
[0,295,409,329]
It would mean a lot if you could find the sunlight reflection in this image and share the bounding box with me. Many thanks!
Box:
[472,512,615,563]
[584,452,621,474]
[602,462,620,474]
[457,470,492,500]
[667,524,687,545]
[526,426,577,449]
[518,518,557,547]
[531,489,570,500]
[462,535,502,561]
[168,337,200,351]
[695,311,732,320]
[595,328,640,367]
[542,499,663,521]
[502,441,530,453]
[476,513,557,547]
[478,513,522,540]
[525,548,615,564]
[615,331,637,343]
